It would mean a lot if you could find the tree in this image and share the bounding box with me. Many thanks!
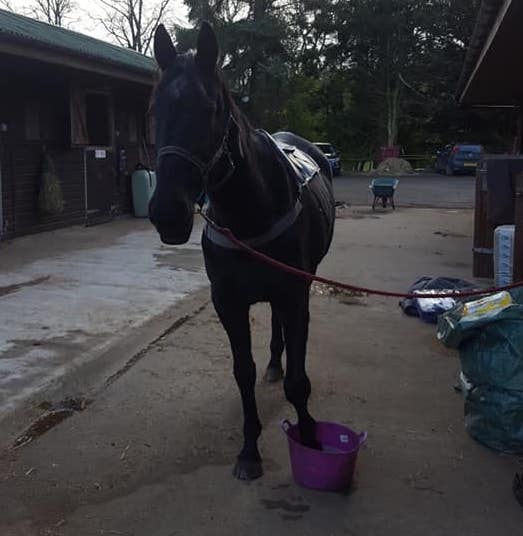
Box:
[175,1,509,157]
[97,0,173,54]
[330,0,424,148]
[326,0,488,154]
[178,0,291,127]
[0,0,76,26]
[33,0,75,26]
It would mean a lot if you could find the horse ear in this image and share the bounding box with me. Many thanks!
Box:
[196,21,219,75]
[154,24,177,71]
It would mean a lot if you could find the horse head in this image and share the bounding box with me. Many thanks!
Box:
[149,22,230,245]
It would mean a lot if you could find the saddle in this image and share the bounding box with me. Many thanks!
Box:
[204,131,320,250]
[261,131,320,188]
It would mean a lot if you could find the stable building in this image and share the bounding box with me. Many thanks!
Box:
[0,9,156,239]
[457,0,523,281]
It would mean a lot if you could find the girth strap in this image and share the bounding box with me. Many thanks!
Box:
[204,200,302,250]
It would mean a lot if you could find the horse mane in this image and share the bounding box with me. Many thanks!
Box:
[216,67,253,151]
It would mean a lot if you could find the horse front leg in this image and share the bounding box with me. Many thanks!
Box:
[213,297,263,480]
[279,291,320,449]
[264,304,285,383]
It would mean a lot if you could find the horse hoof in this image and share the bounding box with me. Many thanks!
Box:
[264,367,284,383]
[232,459,264,480]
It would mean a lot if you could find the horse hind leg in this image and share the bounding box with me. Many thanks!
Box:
[264,305,285,383]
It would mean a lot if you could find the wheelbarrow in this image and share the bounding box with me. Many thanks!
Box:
[369,178,399,210]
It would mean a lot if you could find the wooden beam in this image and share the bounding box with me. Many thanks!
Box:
[514,171,523,282]
[0,41,155,87]
[519,105,523,154]
[459,0,513,105]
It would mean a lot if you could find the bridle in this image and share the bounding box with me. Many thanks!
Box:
[155,113,311,250]
[156,113,237,194]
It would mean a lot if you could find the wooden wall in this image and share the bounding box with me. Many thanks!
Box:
[0,56,154,239]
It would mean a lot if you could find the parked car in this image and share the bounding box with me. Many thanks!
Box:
[314,142,342,176]
[434,143,483,175]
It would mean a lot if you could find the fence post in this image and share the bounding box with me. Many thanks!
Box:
[514,172,523,282]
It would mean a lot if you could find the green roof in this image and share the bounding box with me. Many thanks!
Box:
[0,8,156,77]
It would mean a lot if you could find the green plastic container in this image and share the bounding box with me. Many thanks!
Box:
[131,169,156,217]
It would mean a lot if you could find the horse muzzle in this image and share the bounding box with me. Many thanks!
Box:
[149,200,194,245]
[159,227,192,245]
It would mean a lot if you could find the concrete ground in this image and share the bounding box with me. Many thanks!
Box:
[0,220,207,420]
[334,173,475,208]
[0,172,472,422]
[1,204,522,536]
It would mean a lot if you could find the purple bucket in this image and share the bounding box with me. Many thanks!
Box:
[281,420,367,491]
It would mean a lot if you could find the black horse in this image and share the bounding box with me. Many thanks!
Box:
[149,22,335,480]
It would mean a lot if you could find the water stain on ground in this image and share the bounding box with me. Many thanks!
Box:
[12,397,91,449]
[260,499,310,513]
[281,514,304,521]
[434,230,468,239]
[338,297,368,307]
[442,261,470,269]
[336,207,382,220]
[0,276,50,298]
[271,483,291,490]
[154,249,203,272]
[2,331,103,360]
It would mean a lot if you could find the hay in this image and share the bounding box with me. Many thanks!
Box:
[376,157,413,174]
[38,152,64,215]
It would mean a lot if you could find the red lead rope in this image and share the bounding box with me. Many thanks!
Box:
[199,212,523,300]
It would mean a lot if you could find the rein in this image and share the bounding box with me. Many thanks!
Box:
[199,210,523,300]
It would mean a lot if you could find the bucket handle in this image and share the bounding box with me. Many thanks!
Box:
[281,419,292,433]
[358,431,368,446]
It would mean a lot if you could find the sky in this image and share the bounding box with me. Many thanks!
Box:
[5,0,188,45]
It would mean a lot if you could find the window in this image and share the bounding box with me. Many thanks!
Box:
[85,93,111,146]
[70,87,113,147]
[70,87,88,145]
[25,100,40,140]
[315,143,335,156]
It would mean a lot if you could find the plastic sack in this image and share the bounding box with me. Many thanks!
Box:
[465,385,523,454]
[414,291,458,323]
[438,288,523,454]
[400,277,479,323]
[462,291,512,319]
[493,225,515,287]
[438,291,518,348]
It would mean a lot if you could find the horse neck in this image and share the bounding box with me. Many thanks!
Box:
[207,121,297,240]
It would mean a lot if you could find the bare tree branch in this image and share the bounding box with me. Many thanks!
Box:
[32,0,75,26]
[96,0,172,55]
[143,0,171,53]
[98,0,129,19]
[0,0,15,10]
